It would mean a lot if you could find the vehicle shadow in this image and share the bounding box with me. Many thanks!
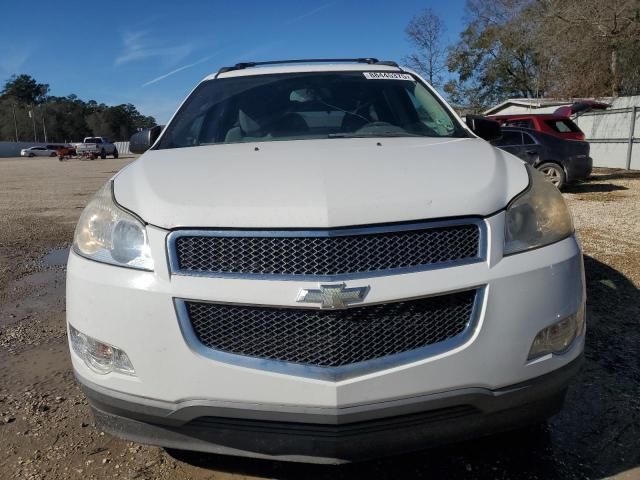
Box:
[167,425,558,479]
[590,169,640,182]
[564,183,628,193]
[167,255,640,480]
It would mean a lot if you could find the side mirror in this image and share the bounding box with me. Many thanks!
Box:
[129,125,164,154]
[465,115,502,142]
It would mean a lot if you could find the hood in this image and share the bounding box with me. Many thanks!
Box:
[113,137,528,229]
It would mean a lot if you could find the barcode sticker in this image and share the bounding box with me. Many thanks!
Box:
[363,72,414,81]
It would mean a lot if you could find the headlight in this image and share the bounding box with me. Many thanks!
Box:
[504,165,573,255]
[73,181,154,270]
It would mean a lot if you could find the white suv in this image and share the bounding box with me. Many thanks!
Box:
[67,59,585,464]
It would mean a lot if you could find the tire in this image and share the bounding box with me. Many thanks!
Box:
[28,153,34,157]
[100,149,106,159]
[537,162,566,189]
[50,152,56,157]
[113,148,119,159]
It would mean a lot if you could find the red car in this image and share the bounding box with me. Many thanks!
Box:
[488,101,608,141]
[489,114,586,141]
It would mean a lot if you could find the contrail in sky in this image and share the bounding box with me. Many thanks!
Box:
[142,55,214,87]
[283,2,336,26]
[142,2,337,87]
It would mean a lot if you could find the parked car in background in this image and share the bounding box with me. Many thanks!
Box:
[75,137,118,159]
[20,146,57,157]
[488,101,609,142]
[488,114,586,141]
[492,127,592,189]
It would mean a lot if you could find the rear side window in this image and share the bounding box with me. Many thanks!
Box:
[496,131,523,146]
[545,119,581,133]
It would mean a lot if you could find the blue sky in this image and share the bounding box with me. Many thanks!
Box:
[0,0,467,123]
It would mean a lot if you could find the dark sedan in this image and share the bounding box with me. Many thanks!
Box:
[492,127,592,189]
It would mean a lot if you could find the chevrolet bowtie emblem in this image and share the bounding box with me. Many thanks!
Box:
[296,283,370,309]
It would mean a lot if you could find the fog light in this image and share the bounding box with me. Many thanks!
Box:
[69,324,135,376]
[528,304,585,360]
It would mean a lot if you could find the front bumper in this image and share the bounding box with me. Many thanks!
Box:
[67,213,586,461]
[78,356,581,464]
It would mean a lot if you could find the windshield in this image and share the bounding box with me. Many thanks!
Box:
[156,71,467,149]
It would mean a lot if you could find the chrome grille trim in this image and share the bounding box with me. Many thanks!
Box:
[167,218,487,281]
[174,287,485,381]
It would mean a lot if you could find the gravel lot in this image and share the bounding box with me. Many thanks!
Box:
[0,156,638,480]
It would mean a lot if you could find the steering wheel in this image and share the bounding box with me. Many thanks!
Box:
[355,121,400,133]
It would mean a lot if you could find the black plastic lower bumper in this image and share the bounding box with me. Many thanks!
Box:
[566,156,593,183]
[81,356,582,464]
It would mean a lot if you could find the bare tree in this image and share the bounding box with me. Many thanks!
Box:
[421,0,639,108]
[404,9,447,87]
[538,0,640,97]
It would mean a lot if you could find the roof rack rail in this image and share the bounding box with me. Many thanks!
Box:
[217,58,399,75]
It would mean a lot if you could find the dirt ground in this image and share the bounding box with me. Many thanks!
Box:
[0,155,638,480]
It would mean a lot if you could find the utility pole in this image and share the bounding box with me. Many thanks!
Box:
[29,108,37,143]
[41,106,48,143]
[12,103,19,142]
[626,106,637,170]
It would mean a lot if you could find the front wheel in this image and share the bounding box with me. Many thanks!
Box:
[112,148,118,159]
[537,162,566,190]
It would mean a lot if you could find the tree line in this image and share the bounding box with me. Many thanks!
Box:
[0,74,156,143]
[406,0,640,112]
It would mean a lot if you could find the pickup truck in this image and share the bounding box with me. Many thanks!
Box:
[75,137,118,159]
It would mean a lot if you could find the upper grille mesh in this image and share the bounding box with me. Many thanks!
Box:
[173,223,480,277]
[185,290,476,368]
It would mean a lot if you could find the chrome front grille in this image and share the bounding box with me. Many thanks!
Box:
[178,289,478,378]
[168,220,483,280]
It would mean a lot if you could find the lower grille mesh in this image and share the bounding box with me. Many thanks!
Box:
[185,290,476,368]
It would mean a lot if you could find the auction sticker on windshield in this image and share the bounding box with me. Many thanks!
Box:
[363,72,414,81]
